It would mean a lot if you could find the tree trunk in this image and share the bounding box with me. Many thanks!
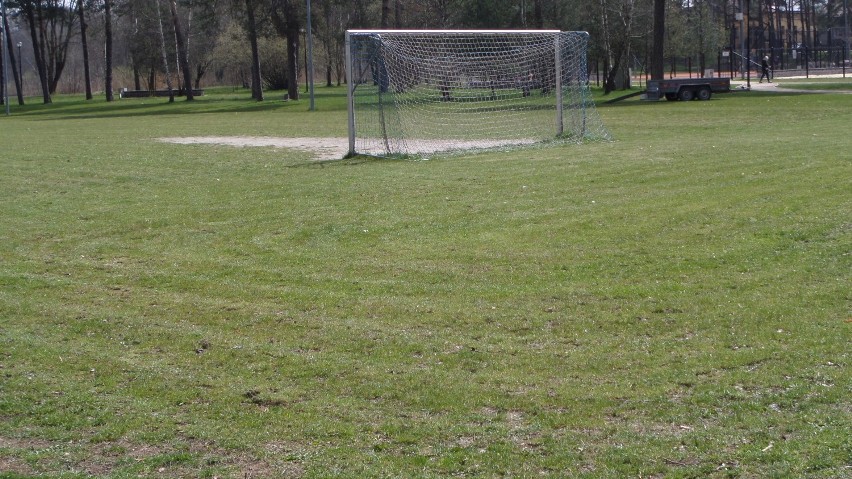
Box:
[21,2,51,103]
[155,0,175,102]
[324,1,333,86]
[651,0,665,79]
[78,0,93,100]
[286,25,299,101]
[381,0,390,28]
[605,47,626,92]
[270,0,301,101]
[133,64,142,90]
[39,0,76,96]
[599,0,616,93]
[0,14,4,106]
[533,0,543,28]
[169,0,194,100]
[245,0,263,101]
[35,1,52,94]
[104,0,114,101]
[3,12,24,105]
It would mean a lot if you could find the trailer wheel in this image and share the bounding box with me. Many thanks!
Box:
[697,87,712,101]
[678,88,694,101]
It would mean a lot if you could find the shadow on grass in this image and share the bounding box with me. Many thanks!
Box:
[288,154,409,169]
[12,87,350,121]
[595,89,816,108]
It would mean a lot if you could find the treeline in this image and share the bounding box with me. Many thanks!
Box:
[1,0,848,105]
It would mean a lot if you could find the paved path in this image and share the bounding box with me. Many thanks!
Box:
[733,80,852,94]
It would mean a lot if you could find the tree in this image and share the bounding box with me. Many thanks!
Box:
[211,19,252,87]
[244,0,263,100]
[688,0,725,74]
[3,9,25,104]
[168,0,193,99]
[119,0,161,91]
[155,0,175,102]
[1,1,6,106]
[14,0,78,96]
[104,0,114,101]
[319,0,347,86]
[269,0,300,101]
[44,1,76,94]
[381,0,390,28]
[533,0,543,27]
[77,0,93,99]
[651,0,665,79]
[17,1,51,103]
[184,0,222,88]
[458,0,517,28]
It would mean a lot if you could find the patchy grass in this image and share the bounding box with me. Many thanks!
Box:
[0,85,850,478]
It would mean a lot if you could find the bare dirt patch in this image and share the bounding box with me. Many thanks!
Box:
[158,136,542,160]
[0,453,36,476]
[0,435,304,478]
[158,136,350,161]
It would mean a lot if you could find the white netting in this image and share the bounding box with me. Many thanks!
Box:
[346,30,610,157]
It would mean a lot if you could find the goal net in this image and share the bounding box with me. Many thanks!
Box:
[345,30,609,157]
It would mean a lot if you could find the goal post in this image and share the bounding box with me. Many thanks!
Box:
[345,29,609,157]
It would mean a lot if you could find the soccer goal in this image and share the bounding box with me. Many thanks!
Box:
[345,29,609,157]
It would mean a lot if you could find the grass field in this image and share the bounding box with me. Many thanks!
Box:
[0,85,849,478]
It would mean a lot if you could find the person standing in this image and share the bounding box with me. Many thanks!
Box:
[760,56,772,83]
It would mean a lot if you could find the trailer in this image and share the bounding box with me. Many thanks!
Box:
[644,77,731,101]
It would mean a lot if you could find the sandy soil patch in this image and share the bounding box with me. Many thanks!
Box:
[158,136,350,161]
[158,136,541,160]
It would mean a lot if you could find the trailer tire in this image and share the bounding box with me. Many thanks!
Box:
[697,87,712,101]
[678,88,694,101]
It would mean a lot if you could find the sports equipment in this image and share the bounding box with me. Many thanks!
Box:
[345,30,609,157]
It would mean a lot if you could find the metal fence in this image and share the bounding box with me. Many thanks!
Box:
[590,46,849,88]
[718,47,850,78]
